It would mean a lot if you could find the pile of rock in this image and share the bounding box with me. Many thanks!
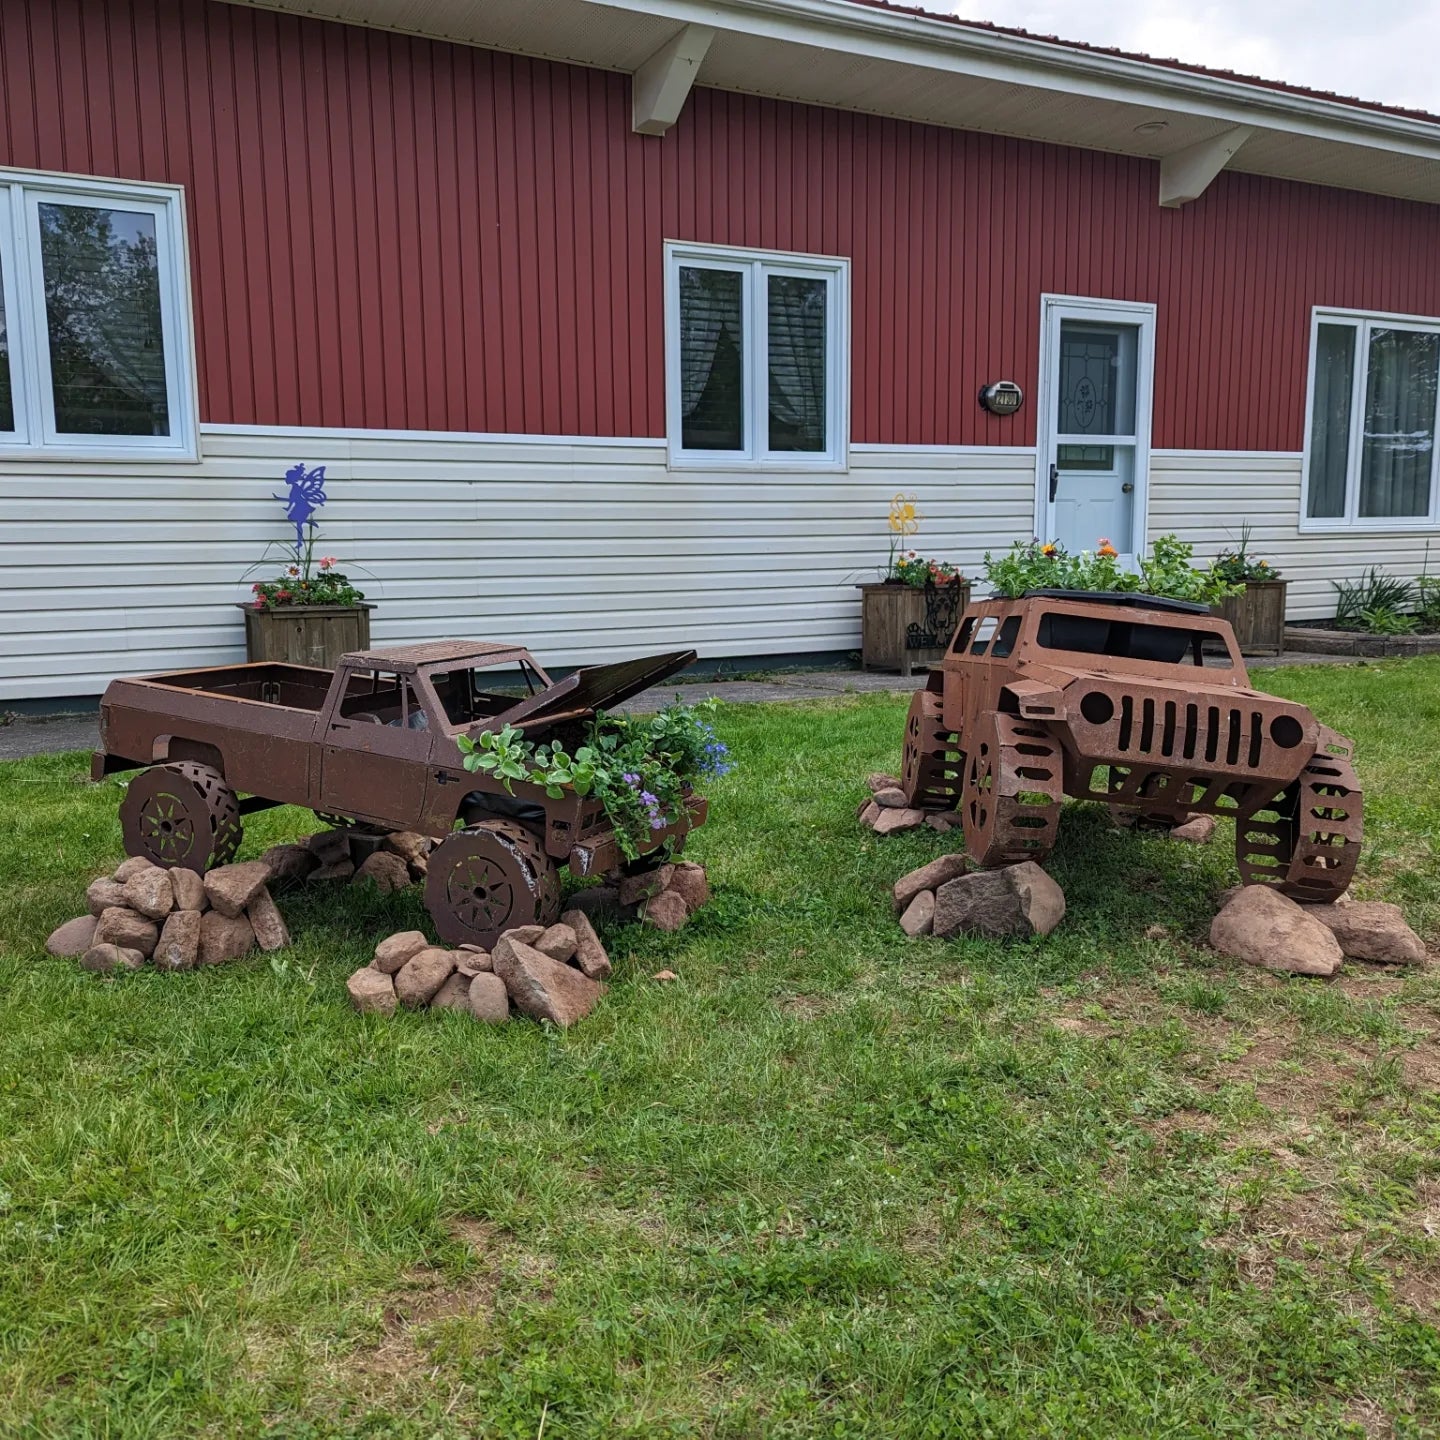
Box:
[347,910,615,1027]
[857,773,951,836]
[1211,886,1429,976]
[45,855,291,972]
[891,854,1066,940]
[258,828,433,893]
[565,861,710,933]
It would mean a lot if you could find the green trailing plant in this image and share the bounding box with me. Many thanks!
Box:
[455,697,732,861]
[1211,522,1282,584]
[1359,605,1418,636]
[984,535,1238,604]
[1333,568,1416,631]
[1416,575,1440,628]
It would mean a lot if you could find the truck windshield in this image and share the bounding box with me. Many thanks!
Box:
[428,661,547,728]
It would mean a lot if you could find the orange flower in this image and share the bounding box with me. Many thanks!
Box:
[1040,542,1058,557]
[1098,542,1118,559]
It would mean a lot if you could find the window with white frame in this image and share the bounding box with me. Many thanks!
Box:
[665,242,848,467]
[0,170,195,457]
[1304,307,1440,527]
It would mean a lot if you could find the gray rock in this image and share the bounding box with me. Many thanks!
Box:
[394,947,456,1007]
[203,861,272,918]
[80,943,146,972]
[246,887,291,952]
[311,858,356,882]
[260,844,320,886]
[168,867,207,912]
[1307,900,1426,966]
[925,812,959,833]
[198,910,256,966]
[561,908,612,980]
[899,891,935,937]
[644,890,689,932]
[347,966,397,1016]
[893,853,968,912]
[933,862,1066,940]
[1210,886,1343,976]
[429,971,475,1010]
[94,907,159,957]
[619,864,674,907]
[123,866,175,922]
[86,877,129,916]
[46,914,98,957]
[153,910,202,971]
[468,971,511,1023]
[113,856,157,883]
[373,930,430,974]
[307,830,352,862]
[353,851,412,893]
[493,936,605,1027]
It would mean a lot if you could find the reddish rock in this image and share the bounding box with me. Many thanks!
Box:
[347,966,397,1016]
[933,863,1066,940]
[925,812,959,833]
[373,930,430,974]
[46,915,98,957]
[168,867,207,912]
[260,844,320,886]
[652,969,678,982]
[382,831,434,868]
[94,907,159,957]
[668,862,709,913]
[1210,886,1342,976]
[533,923,578,963]
[858,800,881,829]
[564,886,627,923]
[311,858,356,882]
[561,909,612,980]
[872,807,926,836]
[81,943,146,972]
[865,773,902,794]
[198,910,256,966]
[113,856,157,883]
[493,936,605,1027]
[429,971,475,1010]
[203,861,272,918]
[456,947,494,976]
[644,890,689,932]
[246,887,291,952]
[872,786,910,809]
[893,853,969,912]
[1307,901,1426,966]
[1170,814,1217,844]
[899,891,936,937]
[306,830,352,861]
[86,877,129,916]
[619,864,675,907]
[500,924,546,947]
[394,947,456,1007]
[124,866,175,922]
[153,910,202,971]
[353,851,413,893]
[468,971,511,1023]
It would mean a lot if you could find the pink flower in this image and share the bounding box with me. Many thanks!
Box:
[319,555,337,569]
[251,583,263,593]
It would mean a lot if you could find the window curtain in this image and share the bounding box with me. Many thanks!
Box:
[766,275,827,451]
[679,266,737,419]
[39,203,169,436]
[0,285,12,433]
[1359,326,1438,518]
[1307,323,1356,518]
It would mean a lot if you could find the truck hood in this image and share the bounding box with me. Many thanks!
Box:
[497,649,697,730]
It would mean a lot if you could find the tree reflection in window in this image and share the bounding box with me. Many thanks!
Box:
[679,266,744,451]
[39,203,169,437]
[0,248,11,432]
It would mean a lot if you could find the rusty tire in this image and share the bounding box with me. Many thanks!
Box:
[1235,734,1363,903]
[119,761,243,874]
[960,712,1064,869]
[425,819,560,949]
[901,688,964,811]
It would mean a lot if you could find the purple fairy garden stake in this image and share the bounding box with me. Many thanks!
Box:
[242,463,367,609]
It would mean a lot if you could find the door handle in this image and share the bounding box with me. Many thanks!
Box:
[1121,482,1134,493]
[1048,463,1059,502]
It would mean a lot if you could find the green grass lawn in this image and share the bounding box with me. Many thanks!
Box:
[2,658,1438,1438]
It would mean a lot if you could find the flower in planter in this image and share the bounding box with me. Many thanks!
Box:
[241,464,368,609]
[884,493,922,579]
[1212,522,1282,583]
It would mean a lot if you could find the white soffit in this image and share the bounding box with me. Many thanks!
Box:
[222,0,1440,205]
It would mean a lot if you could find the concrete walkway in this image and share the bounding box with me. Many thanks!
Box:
[0,653,1368,761]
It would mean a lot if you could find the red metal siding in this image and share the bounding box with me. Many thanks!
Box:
[5,0,1440,449]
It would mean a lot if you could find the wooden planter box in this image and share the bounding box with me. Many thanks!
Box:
[238,603,375,669]
[858,580,971,676]
[1212,579,1288,656]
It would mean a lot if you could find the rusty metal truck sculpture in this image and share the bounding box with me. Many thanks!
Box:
[900,591,1362,902]
[94,641,706,947]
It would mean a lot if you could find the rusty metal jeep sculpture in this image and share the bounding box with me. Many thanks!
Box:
[900,591,1362,902]
[94,641,706,947]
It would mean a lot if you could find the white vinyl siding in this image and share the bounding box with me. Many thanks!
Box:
[664,241,849,470]
[0,168,196,461]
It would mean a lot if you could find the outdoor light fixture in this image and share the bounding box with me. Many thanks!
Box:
[979,380,1024,415]
[1133,119,1169,135]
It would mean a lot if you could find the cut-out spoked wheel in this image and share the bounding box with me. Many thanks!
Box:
[960,712,1064,869]
[425,820,560,949]
[902,688,964,810]
[119,761,242,874]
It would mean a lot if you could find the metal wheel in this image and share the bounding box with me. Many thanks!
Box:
[1235,730,1363,902]
[119,761,242,874]
[425,820,560,949]
[902,688,964,811]
[960,712,1064,869]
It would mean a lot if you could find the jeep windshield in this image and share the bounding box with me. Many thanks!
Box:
[1034,610,1231,667]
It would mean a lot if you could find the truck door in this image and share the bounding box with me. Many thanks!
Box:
[320,667,431,828]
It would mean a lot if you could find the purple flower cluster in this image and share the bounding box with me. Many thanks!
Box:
[700,730,733,779]
[624,772,668,830]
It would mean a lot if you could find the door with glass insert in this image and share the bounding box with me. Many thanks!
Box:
[1039,299,1155,562]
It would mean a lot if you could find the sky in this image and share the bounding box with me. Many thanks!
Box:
[950,1,1440,114]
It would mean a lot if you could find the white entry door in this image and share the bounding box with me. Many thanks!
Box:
[1037,296,1155,564]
